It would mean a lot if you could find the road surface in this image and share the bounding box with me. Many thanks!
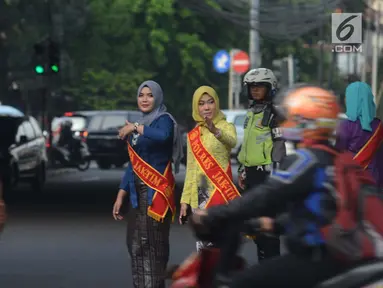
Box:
[0,163,267,288]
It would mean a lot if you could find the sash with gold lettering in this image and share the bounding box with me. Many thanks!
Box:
[127,143,175,222]
[354,122,383,169]
[188,126,241,208]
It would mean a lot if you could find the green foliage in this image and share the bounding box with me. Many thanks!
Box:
[3,0,359,121]
[63,68,154,110]
[60,0,250,117]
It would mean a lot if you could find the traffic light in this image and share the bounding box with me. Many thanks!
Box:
[33,42,46,74]
[32,39,60,75]
[48,40,60,73]
[35,65,44,74]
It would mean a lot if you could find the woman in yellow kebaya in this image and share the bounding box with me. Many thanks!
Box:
[180,86,238,251]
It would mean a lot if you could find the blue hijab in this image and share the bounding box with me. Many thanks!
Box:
[136,80,183,173]
[345,81,376,132]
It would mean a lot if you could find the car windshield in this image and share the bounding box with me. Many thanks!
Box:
[222,112,232,122]
[222,112,245,125]
[54,116,87,131]
[234,115,246,127]
[101,115,127,130]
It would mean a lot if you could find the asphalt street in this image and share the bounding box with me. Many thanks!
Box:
[0,162,265,288]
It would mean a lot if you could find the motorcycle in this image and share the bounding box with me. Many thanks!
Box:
[51,140,91,171]
[168,218,383,288]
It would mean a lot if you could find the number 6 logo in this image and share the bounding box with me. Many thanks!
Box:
[332,13,362,44]
[336,15,358,41]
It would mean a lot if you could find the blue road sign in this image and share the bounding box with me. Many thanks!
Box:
[213,50,230,73]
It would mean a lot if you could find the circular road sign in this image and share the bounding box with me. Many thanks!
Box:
[213,50,230,73]
[232,50,250,74]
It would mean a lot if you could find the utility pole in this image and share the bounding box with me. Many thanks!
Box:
[228,50,234,110]
[287,54,294,86]
[41,0,54,131]
[0,1,9,104]
[362,2,372,83]
[250,0,260,69]
[318,0,325,85]
[347,53,351,76]
[328,50,337,90]
[371,2,380,103]
[318,39,324,85]
[353,53,358,76]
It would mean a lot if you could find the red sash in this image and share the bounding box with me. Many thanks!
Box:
[354,122,383,169]
[127,143,175,222]
[187,126,241,208]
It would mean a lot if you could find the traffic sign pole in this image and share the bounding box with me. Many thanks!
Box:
[231,50,250,109]
[234,73,241,108]
[228,49,238,110]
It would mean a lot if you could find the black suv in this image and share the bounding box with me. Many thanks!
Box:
[0,106,47,194]
[85,110,141,169]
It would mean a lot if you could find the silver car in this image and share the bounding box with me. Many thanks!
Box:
[221,109,247,157]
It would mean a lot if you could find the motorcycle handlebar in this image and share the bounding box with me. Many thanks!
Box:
[243,218,262,234]
[246,216,287,236]
[189,216,281,243]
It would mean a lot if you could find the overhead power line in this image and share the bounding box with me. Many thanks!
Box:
[179,0,342,40]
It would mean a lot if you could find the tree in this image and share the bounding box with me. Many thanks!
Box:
[3,0,352,120]
[62,0,248,119]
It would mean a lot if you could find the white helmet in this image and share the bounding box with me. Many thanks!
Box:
[243,68,278,91]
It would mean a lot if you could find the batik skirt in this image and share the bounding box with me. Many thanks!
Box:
[126,178,171,288]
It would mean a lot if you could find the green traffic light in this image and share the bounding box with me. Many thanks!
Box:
[35,65,44,74]
[51,65,59,72]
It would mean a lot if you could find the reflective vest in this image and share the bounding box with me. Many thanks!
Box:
[238,111,273,167]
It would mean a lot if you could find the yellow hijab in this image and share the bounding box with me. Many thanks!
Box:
[192,86,226,125]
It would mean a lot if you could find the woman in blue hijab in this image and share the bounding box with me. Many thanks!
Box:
[113,80,183,288]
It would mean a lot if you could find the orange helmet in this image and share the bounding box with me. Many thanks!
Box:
[275,85,340,142]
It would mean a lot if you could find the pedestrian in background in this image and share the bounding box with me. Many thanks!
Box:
[180,85,238,251]
[237,68,286,262]
[336,81,383,190]
[113,80,183,288]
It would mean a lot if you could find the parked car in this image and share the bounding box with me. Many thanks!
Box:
[85,110,142,169]
[221,109,247,157]
[0,106,47,195]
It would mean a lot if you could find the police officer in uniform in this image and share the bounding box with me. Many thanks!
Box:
[237,68,286,261]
